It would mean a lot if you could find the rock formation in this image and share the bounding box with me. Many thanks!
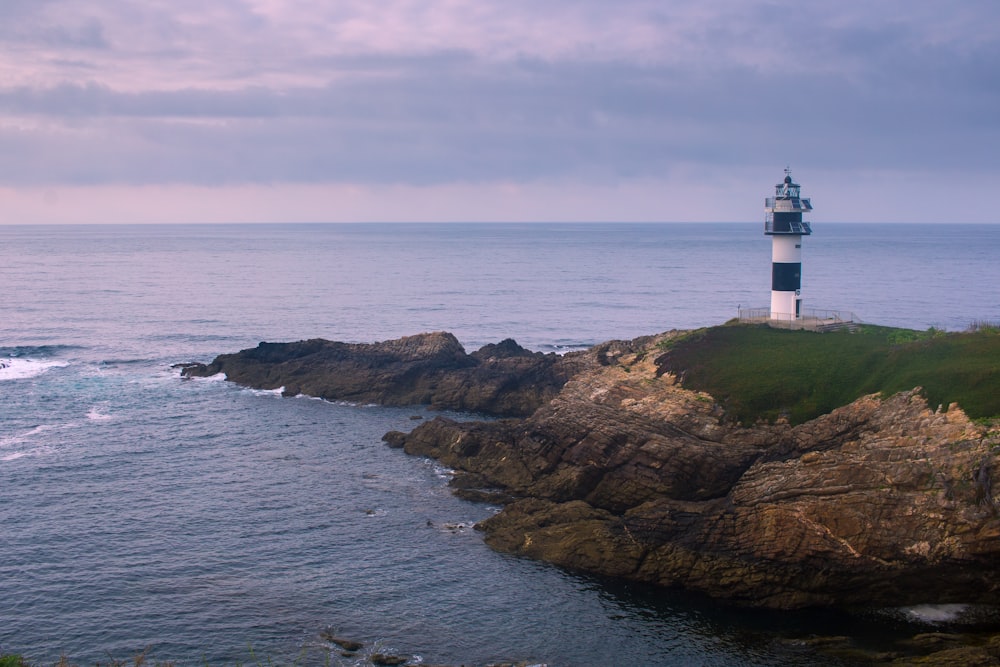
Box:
[387,331,1000,609]
[180,332,591,417]
[183,329,1000,610]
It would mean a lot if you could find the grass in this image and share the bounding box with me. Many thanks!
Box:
[655,323,1000,425]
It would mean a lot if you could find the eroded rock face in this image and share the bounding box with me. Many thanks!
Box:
[389,333,1000,609]
[180,331,591,417]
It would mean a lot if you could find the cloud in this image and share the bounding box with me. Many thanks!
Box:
[0,1,998,222]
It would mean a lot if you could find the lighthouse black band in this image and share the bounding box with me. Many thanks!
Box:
[769,212,803,234]
[772,262,801,292]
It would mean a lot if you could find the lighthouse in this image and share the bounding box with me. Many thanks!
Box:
[765,169,812,321]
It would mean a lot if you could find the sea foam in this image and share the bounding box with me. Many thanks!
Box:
[86,406,115,422]
[0,425,58,461]
[0,358,69,381]
[246,386,285,397]
[901,603,970,623]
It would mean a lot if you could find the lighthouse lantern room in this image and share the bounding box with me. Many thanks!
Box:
[765,169,812,321]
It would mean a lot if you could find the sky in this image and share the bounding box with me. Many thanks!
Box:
[1,0,997,224]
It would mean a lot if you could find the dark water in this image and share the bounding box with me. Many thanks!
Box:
[2,223,999,666]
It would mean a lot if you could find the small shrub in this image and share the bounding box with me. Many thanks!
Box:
[969,320,1000,333]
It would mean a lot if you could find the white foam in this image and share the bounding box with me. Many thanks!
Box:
[0,425,58,461]
[902,604,969,623]
[184,370,228,382]
[0,357,69,381]
[86,406,114,422]
[0,425,56,447]
[246,386,285,397]
[437,521,474,533]
[425,460,456,479]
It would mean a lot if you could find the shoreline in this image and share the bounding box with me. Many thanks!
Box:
[178,325,1000,663]
[182,325,1000,610]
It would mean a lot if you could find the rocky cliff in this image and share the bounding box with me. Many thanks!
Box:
[387,331,1000,609]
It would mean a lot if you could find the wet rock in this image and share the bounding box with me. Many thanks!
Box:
[382,430,407,448]
[448,471,516,504]
[452,487,516,504]
[370,653,407,666]
[319,631,363,652]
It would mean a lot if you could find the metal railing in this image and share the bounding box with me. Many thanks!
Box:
[737,307,860,332]
[764,219,812,234]
[765,197,811,210]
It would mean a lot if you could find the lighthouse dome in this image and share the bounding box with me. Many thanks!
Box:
[784,174,793,184]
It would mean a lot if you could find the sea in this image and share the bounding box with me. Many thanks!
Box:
[2,222,999,667]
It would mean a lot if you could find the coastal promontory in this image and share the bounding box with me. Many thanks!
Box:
[180,331,589,417]
[183,325,1000,611]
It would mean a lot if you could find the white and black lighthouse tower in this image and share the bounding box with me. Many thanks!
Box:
[765,169,812,321]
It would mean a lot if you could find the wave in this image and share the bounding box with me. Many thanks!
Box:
[244,386,285,397]
[291,394,379,408]
[0,424,59,461]
[181,370,228,382]
[86,405,115,422]
[100,358,157,366]
[901,604,970,623]
[2,404,115,461]
[0,357,70,381]
[143,333,242,343]
[0,344,83,357]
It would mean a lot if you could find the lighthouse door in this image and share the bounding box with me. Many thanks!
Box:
[795,298,802,318]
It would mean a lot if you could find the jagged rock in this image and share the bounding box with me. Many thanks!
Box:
[390,334,1000,609]
[181,332,591,417]
[382,431,407,448]
[448,472,516,504]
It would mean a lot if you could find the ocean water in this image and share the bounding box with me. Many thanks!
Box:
[1,222,999,666]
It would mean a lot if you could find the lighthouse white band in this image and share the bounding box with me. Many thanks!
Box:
[771,235,802,263]
[770,291,800,320]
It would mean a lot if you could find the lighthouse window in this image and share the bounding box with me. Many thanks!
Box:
[795,244,801,248]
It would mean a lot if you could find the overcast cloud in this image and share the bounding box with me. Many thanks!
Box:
[1,1,997,223]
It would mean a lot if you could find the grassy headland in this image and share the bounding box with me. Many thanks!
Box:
[656,322,1000,425]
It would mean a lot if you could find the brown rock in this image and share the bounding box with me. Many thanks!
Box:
[391,333,1000,609]
[319,631,363,652]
